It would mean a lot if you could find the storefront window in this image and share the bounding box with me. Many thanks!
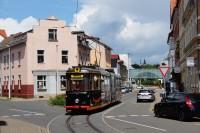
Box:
[37,75,46,91]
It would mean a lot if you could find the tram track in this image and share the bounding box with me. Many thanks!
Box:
[65,113,103,133]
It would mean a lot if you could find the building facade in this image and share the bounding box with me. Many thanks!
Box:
[0,17,79,98]
[168,0,200,93]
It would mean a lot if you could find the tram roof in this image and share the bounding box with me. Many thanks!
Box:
[67,66,113,76]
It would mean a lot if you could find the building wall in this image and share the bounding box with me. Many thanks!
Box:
[25,19,78,97]
[0,42,31,97]
[179,0,199,92]
[90,42,111,69]
[0,18,79,98]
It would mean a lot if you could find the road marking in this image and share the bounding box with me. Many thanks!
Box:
[108,117,167,132]
[105,114,150,118]
[23,114,32,116]
[1,113,45,118]
[47,114,64,133]
[141,115,150,117]
[129,115,139,117]
[9,108,40,114]
[102,102,125,133]
[1,116,9,118]
[34,113,45,116]
[12,115,20,117]
[118,115,126,118]
[105,116,115,118]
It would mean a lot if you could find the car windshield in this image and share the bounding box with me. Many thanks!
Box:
[139,90,150,93]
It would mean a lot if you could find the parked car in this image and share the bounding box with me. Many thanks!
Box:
[154,92,200,121]
[136,85,144,89]
[137,89,155,102]
[121,87,129,94]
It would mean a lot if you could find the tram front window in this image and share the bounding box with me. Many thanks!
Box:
[70,80,84,91]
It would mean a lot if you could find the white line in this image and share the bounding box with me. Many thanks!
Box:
[141,115,151,117]
[1,116,9,118]
[105,116,115,118]
[34,113,45,116]
[129,115,139,117]
[118,115,126,118]
[47,114,64,133]
[9,109,40,114]
[23,114,32,116]
[12,115,20,117]
[102,102,125,133]
[108,117,167,132]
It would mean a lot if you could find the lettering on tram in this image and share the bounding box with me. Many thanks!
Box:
[65,66,122,111]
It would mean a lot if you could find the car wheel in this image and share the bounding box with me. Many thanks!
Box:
[178,111,188,121]
[154,108,160,117]
[137,100,140,103]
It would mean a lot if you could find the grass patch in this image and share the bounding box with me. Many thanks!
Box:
[49,94,65,106]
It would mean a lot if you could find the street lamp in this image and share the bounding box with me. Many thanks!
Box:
[56,45,58,96]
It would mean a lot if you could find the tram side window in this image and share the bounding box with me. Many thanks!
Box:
[93,75,100,90]
[89,75,100,90]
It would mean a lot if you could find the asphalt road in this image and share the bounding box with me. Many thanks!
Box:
[1,88,200,133]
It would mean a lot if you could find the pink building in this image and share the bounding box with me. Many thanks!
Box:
[0,17,81,98]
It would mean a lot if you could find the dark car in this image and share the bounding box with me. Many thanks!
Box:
[154,92,200,121]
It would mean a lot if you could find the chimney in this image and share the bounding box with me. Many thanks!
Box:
[0,29,7,38]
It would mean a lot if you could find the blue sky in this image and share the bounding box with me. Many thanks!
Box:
[0,0,170,64]
[0,0,77,23]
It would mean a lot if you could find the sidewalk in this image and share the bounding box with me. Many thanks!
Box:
[0,96,49,102]
[0,118,48,133]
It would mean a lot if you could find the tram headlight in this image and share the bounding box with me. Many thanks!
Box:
[75,98,79,104]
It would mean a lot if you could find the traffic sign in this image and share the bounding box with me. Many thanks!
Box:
[159,66,170,78]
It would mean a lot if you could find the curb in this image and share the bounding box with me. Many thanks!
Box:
[0,97,48,102]
[0,118,48,133]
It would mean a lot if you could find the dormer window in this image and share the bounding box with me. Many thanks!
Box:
[48,29,57,41]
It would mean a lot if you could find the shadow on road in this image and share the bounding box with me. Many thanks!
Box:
[0,121,7,126]
[65,101,121,116]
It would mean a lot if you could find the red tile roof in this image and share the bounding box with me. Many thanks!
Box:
[0,29,7,38]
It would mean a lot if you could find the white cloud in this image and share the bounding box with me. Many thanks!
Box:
[72,0,170,64]
[0,16,38,36]
[118,16,166,41]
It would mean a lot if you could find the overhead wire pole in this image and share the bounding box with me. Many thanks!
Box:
[75,0,79,28]
[8,46,11,99]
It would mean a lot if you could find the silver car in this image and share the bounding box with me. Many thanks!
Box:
[137,89,155,102]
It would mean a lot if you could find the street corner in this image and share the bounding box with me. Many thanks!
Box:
[0,118,48,133]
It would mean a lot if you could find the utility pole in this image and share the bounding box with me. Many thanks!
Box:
[8,46,11,99]
[56,45,58,96]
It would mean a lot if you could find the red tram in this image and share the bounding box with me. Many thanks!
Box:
[64,66,121,111]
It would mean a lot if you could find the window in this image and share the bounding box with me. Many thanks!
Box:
[48,29,57,41]
[37,75,46,90]
[18,75,21,90]
[12,75,14,90]
[3,56,6,69]
[60,75,66,90]
[18,52,21,67]
[6,55,9,69]
[11,53,14,68]
[62,50,68,64]
[37,50,44,63]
